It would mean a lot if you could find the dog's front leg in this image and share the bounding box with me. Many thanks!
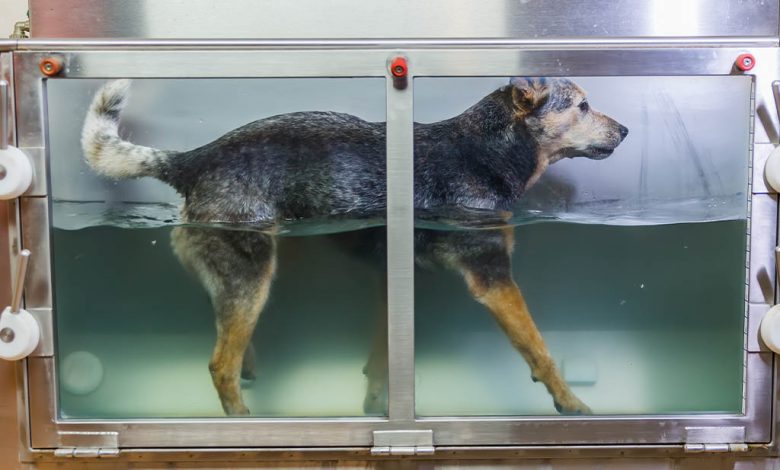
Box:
[443,226,591,415]
[464,273,591,415]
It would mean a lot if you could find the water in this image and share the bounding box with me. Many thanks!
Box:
[46,75,752,418]
[52,201,747,418]
[415,219,746,415]
[53,224,388,418]
[53,193,746,233]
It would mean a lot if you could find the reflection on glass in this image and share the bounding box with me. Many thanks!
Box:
[413,76,749,416]
[49,79,388,418]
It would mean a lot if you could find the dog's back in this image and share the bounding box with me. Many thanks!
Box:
[82,78,627,226]
[82,81,388,224]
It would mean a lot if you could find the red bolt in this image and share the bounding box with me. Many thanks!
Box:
[735,53,755,72]
[390,57,408,78]
[39,57,63,77]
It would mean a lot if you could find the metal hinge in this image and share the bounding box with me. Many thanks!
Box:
[683,426,748,453]
[371,430,434,456]
[54,431,119,458]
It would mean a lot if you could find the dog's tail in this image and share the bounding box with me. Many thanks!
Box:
[81,80,176,180]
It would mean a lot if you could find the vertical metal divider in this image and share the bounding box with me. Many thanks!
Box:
[385,71,415,423]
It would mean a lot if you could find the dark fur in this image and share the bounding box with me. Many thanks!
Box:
[82,77,628,415]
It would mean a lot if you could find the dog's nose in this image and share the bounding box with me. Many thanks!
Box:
[618,125,629,139]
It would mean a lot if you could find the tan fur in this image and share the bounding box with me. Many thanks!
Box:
[511,78,550,119]
[463,268,590,414]
[171,227,277,415]
[524,155,550,191]
[532,85,623,163]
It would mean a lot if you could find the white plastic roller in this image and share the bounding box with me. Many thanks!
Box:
[762,247,780,354]
[760,305,780,354]
[0,79,33,200]
[0,145,33,199]
[0,306,40,361]
[0,250,40,361]
[764,146,780,194]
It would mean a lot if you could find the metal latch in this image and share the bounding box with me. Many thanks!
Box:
[371,430,434,456]
[683,426,748,453]
[55,431,119,458]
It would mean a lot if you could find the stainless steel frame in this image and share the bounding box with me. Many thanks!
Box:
[25,0,780,40]
[2,41,777,459]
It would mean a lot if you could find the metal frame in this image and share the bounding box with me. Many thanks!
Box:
[24,0,780,40]
[2,42,777,457]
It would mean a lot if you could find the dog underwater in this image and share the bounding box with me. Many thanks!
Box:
[81,77,628,415]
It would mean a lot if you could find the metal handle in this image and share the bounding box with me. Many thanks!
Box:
[772,81,780,126]
[10,249,30,314]
[0,79,8,150]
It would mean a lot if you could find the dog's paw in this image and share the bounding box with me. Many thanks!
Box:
[553,396,592,415]
[225,404,251,416]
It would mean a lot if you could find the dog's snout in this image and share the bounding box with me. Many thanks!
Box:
[618,125,629,140]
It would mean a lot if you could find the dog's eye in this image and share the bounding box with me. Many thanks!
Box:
[578,101,590,112]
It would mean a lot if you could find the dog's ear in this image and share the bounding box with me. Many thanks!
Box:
[509,77,550,117]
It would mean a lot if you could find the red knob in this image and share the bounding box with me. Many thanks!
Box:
[390,57,408,78]
[39,57,62,77]
[735,53,755,72]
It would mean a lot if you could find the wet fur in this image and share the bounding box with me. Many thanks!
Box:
[82,77,627,416]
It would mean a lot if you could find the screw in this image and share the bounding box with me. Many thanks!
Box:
[735,53,756,72]
[39,57,63,77]
[390,57,408,78]
[0,327,15,343]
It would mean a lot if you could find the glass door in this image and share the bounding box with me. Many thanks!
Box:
[46,78,389,419]
[413,76,750,416]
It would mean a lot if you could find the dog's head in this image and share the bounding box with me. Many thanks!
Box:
[508,77,628,161]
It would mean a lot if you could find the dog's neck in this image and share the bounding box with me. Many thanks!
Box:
[453,89,550,195]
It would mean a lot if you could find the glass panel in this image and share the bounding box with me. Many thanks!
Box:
[47,79,388,418]
[413,76,750,416]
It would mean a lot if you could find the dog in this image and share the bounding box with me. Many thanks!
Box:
[82,77,628,416]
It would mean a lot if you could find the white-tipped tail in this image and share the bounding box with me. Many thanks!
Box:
[81,80,171,179]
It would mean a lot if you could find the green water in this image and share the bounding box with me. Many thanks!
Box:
[53,227,387,418]
[415,220,746,415]
[52,220,745,418]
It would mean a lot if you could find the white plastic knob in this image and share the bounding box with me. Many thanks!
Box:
[0,306,40,361]
[764,146,780,193]
[0,146,32,199]
[759,304,780,354]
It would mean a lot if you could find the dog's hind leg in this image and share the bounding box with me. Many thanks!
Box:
[172,227,276,415]
[442,227,591,415]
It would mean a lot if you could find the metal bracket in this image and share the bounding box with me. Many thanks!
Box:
[54,431,119,458]
[371,430,434,456]
[683,426,748,453]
